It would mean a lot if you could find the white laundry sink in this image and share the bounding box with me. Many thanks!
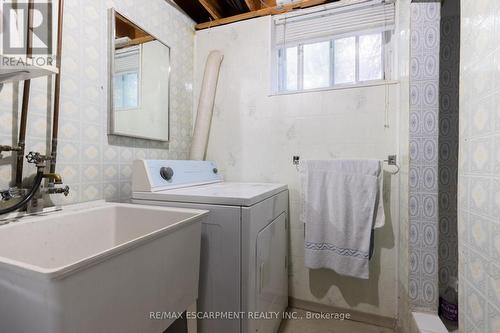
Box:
[0,201,207,333]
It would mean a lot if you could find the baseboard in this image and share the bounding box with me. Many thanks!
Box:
[411,312,449,333]
[289,297,396,329]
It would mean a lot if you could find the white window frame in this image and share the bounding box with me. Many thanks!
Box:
[274,30,390,94]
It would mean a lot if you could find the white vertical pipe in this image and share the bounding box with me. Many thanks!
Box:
[189,50,224,160]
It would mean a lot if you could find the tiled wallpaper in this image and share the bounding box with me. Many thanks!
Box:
[195,16,400,319]
[408,2,440,312]
[438,0,459,298]
[459,0,500,332]
[0,0,194,204]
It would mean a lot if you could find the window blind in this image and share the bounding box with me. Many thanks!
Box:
[274,0,395,46]
[115,46,141,73]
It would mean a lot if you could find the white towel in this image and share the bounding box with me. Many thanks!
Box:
[301,160,385,279]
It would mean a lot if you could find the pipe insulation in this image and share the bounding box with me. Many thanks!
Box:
[189,50,224,160]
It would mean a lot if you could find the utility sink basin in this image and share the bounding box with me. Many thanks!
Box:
[0,201,208,333]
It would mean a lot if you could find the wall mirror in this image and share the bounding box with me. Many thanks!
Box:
[108,9,170,141]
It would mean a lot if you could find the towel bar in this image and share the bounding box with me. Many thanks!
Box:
[292,155,400,175]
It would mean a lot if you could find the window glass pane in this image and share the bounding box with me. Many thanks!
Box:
[334,37,356,85]
[114,72,139,110]
[123,72,139,108]
[303,41,330,89]
[359,33,382,81]
[113,75,123,109]
[281,47,298,91]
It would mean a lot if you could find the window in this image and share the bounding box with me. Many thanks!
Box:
[303,41,330,89]
[277,32,384,93]
[113,46,141,110]
[359,34,383,81]
[334,37,356,85]
[280,46,298,91]
[273,0,394,93]
[114,72,139,109]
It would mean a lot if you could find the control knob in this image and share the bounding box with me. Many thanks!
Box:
[160,167,174,181]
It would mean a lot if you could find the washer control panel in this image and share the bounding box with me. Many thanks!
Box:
[133,160,223,192]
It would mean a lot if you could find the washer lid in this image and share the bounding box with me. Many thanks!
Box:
[132,182,288,207]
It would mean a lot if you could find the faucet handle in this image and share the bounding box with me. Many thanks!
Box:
[61,185,70,197]
[0,187,26,201]
[0,187,25,201]
[0,189,13,201]
[26,152,44,164]
[25,151,39,163]
[26,151,52,165]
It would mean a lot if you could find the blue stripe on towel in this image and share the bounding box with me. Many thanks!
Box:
[305,241,369,259]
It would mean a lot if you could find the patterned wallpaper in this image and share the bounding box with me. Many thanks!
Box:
[438,0,459,298]
[459,0,500,332]
[408,2,440,312]
[0,0,194,204]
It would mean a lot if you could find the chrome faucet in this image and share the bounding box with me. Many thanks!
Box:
[0,188,25,201]
[24,152,70,213]
[27,175,69,213]
[0,151,70,216]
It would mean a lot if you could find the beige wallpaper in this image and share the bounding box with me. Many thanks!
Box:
[0,0,194,204]
[459,0,500,332]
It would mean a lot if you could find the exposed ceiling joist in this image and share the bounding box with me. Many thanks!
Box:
[263,0,277,6]
[195,0,331,30]
[244,0,261,11]
[198,0,225,19]
[172,0,336,26]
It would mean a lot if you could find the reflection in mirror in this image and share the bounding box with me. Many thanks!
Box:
[109,10,170,141]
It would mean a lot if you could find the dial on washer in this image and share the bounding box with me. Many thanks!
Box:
[160,167,174,181]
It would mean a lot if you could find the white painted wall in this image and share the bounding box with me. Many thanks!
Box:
[194,16,400,318]
[396,0,411,331]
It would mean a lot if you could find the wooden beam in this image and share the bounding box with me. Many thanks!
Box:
[128,36,155,45]
[116,35,155,49]
[196,0,329,30]
[198,0,224,19]
[262,0,277,6]
[244,0,261,11]
[115,13,149,39]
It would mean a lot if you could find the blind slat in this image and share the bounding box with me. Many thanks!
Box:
[115,47,141,73]
[274,1,395,45]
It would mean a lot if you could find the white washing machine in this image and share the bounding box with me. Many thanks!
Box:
[131,160,288,333]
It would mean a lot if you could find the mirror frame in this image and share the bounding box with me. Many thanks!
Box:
[108,8,171,142]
